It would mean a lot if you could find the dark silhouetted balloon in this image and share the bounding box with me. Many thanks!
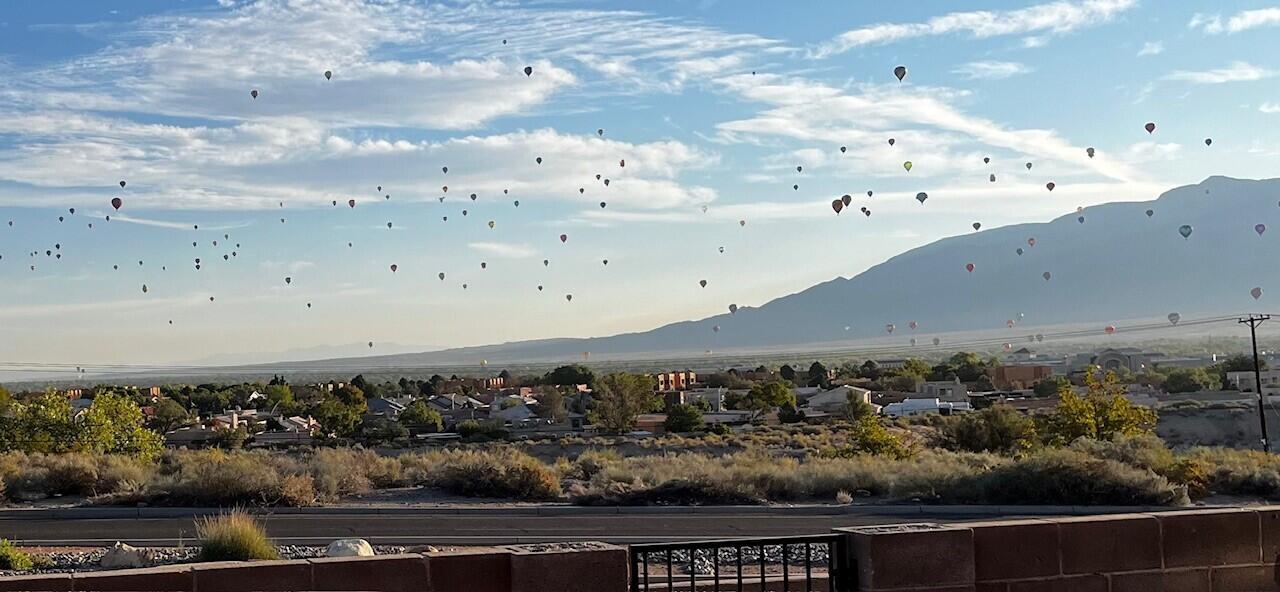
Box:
[915,192,928,204]
[832,199,843,214]
[524,66,533,76]
[965,263,975,273]
[251,89,259,99]
[1086,147,1095,158]
[1046,182,1055,191]
[111,197,122,210]
[1178,224,1193,239]
[972,222,981,231]
[1145,122,1156,134]
[894,65,907,81]
[324,70,332,80]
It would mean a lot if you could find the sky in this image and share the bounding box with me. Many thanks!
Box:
[1,0,1279,366]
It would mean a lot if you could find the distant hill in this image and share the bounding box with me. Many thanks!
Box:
[314,175,1273,366]
[81,176,1276,380]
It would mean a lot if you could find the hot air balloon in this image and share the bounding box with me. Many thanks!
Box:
[559,234,568,243]
[602,259,608,266]
[894,65,907,81]
[543,259,549,266]
[1168,312,1181,325]
[1105,325,1116,335]
[603,179,610,186]
[862,208,871,217]
[390,264,398,273]
[1145,209,1154,217]
[387,222,393,229]
[713,326,720,333]
[1045,182,1055,191]
[841,194,852,207]
[990,174,996,183]
[324,70,332,80]
[1178,225,1193,239]
[369,342,374,348]
[1257,224,1267,236]
[597,128,604,136]
[536,157,543,164]
[537,285,543,291]
[600,202,607,209]
[965,263,975,273]
[1028,238,1036,247]
[488,221,495,229]
[739,220,746,227]
[1144,122,1156,134]
[903,161,912,172]
[983,157,990,164]
[471,193,477,200]
[840,146,847,153]
[972,222,981,231]
[885,324,895,334]
[1078,216,1085,224]
[523,66,533,76]
[699,280,707,288]
[619,159,626,167]
[119,181,127,188]
[1086,147,1095,158]
[565,294,573,302]
[109,197,123,211]
[442,185,448,193]
[867,190,873,197]
[1043,271,1052,281]
[718,247,724,253]
[832,199,844,214]
[728,304,738,314]
[69,208,75,214]
[796,165,803,173]
[1253,287,1264,300]
[438,272,445,281]
[285,277,292,285]
[250,89,259,99]
[792,184,799,191]
[915,192,928,204]
[1205,138,1212,146]
[1025,162,1033,170]
[481,262,487,269]
[141,284,148,294]
[888,138,895,146]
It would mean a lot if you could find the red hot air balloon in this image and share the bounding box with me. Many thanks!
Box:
[1104,325,1117,335]
[111,197,122,210]
[965,263,975,273]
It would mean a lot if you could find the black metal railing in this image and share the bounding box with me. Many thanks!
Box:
[629,534,850,592]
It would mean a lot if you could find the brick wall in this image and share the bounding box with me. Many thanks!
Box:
[0,544,627,592]
[840,508,1280,591]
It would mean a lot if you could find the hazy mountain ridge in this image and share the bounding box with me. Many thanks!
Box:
[240,176,1280,368]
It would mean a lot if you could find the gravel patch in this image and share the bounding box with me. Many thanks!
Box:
[2,545,408,576]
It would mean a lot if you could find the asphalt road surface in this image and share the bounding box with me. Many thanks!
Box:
[0,511,988,546]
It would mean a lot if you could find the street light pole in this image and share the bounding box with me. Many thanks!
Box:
[1240,314,1272,453]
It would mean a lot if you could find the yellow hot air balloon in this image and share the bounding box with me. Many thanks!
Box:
[903,161,913,172]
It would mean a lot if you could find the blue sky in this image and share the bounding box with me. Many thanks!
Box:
[1,0,1279,365]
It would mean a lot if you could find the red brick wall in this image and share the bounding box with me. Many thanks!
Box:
[840,508,1280,591]
[0,545,628,592]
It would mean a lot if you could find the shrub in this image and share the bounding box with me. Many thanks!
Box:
[664,404,705,433]
[155,450,286,506]
[821,417,913,459]
[955,449,1187,506]
[423,448,561,501]
[938,405,1038,454]
[572,479,763,506]
[278,474,317,507]
[197,511,280,561]
[0,539,33,571]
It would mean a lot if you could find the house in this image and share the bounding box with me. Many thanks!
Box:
[426,393,485,412]
[1227,370,1280,396]
[253,416,321,447]
[873,359,908,371]
[881,398,972,418]
[801,385,872,413]
[365,397,407,420]
[918,379,968,401]
[654,371,697,392]
[989,365,1054,390]
[493,403,538,424]
[662,388,727,412]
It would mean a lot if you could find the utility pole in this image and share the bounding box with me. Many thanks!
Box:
[1240,314,1271,453]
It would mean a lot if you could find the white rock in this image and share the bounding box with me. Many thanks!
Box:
[325,539,374,557]
[100,542,154,569]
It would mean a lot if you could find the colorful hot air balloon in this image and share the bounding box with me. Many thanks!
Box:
[1144,122,1156,134]
[903,161,913,172]
[1105,325,1116,335]
[965,263,975,273]
[894,65,907,81]
[1178,225,1193,239]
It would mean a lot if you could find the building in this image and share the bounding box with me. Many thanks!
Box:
[989,365,1054,390]
[365,397,407,420]
[1073,348,1214,373]
[873,359,908,371]
[1226,370,1280,396]
[654,370,697,392]
[881,398,972,418]
[801,385,872,413]
[662,388,727,412]
[918,378,967,401]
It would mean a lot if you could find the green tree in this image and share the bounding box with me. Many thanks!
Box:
[310,397,365,438]
[589,373,660,433]
[533,387,568,422]
[544,364,595,387]
[823,416,911,459]
[857,360,881,380]
[399,400,444,432]
[1042,371,1157,445]
[262,384,300,415]
[840,392,877,421]
[884,375,920,392]
[779,364,796,382]
[664,403,705,433]
[727,382,796,421]
[939,404,1038,454]
[899,358,933,379]
[150,398,192,432]
[1033,376,1071,397]
[1211,354,1265,387]
[1162,367,1222,394]
[807,361,830,388]
[76,393,164,459]
[778,403,806,424]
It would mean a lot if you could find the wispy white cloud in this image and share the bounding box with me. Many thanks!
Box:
[1137,41,1164,57]
[1261,102,1280,114]
[951,61,1033,80]
[1163,61,1275,84]
[1190,8,1280,34]
[812,0,1137,57]
[468,242,538,259]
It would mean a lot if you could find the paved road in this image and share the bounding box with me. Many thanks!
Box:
[0,511,983,546]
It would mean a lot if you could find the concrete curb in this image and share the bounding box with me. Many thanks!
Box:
[0,504,1223,521]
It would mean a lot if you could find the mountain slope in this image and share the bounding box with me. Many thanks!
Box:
[288,176,1280,366]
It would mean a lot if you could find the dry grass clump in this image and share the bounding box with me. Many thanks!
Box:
[407,448,561,501]
[196,510,280,561]
[0,452,154,500]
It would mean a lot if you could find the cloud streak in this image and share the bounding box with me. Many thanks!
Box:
[1163,61,1274,84]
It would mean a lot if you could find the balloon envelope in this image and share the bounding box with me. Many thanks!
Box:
[1179,225,1194,239]
[893,65,906,81]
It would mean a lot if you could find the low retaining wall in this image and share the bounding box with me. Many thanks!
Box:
[0,544,628,592]
[842,507,1280,591]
